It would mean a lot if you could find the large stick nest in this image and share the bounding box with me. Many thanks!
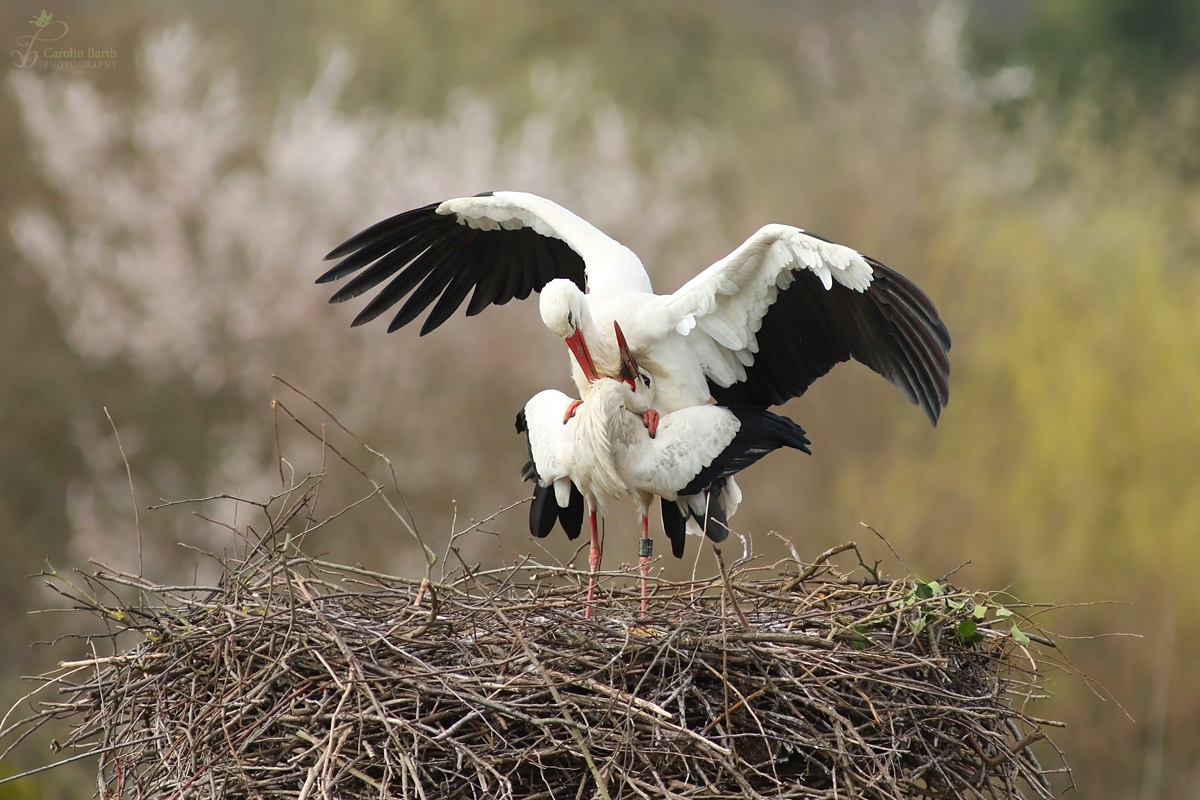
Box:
[2,538,1065,799]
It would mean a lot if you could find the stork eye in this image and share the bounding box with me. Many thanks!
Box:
[641,373,651,387]
[567,311,574,327]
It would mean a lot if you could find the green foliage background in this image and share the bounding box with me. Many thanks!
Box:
[2,1,1198,797]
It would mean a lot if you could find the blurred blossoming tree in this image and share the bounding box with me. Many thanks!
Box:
[9,25,719,573]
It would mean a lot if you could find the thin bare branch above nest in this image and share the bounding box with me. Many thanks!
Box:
[2,537,1068,799]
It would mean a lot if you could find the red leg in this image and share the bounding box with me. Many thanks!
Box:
[585,510,600,618]
[641,409,659,438]
[563,399,583,424]
[639,513,650,615]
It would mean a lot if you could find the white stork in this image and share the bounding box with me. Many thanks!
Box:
[319,191,950,605]
[516,324,812,615]
[318,190,951,426]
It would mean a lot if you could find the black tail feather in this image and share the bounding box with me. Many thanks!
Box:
[681,408,810,496]
[529,482,559,539]
[559,484,584,541]
[660,498,686,558]
[694,479,730,544]
[664,479,731,561]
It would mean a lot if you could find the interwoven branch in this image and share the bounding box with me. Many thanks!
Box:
[1,538,1065,799]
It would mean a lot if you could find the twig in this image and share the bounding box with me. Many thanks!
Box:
[712,546,750,630]
[272,376,434,578]
[781,541,859,591]
[860,522,909,574]
[104,407,142,578]
[272,398,438,572]
[450,546,613,800]
[0,735,164,787]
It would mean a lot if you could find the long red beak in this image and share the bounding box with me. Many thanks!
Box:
[565,326,600,383]
[614,321,639,389]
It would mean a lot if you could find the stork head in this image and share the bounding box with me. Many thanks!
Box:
[540,279,599,382]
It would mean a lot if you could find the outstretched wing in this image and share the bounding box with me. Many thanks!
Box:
[666,225,951,424]
[319,191,650,335]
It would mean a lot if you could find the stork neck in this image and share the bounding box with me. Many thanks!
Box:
[580,380,643,446]
[567,383,625,503]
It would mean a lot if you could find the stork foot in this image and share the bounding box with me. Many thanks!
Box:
[641,409,659,438]
[563,399,584,424]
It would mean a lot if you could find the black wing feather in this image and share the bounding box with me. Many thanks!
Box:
[497,235,529,305]
[320,194,587,335]
[700,485,730,544]
[318,219,435,285]
[558,485,584,541]
[465,252,509,315]
[386,248,467,332]
[330,221,458,306]
[513,230,542,302]
[664,483,729,561]
[681,408,811,496]
[419,254,491,335]
[321,202,443,264]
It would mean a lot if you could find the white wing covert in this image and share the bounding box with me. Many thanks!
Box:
[623,406,741,500]
[519,389,577,490]
[665,225,951,423]
[516,390,587,541]
[318,191,651,335]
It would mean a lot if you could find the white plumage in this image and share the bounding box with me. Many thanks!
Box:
[321,190,950,424]
[516,334,810,615]
[522,380,741,522]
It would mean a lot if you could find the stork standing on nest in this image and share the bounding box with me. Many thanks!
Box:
[517,322,812,616]
[319,192,950,611]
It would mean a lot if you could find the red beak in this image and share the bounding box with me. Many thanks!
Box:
[565,326,600,383]
[614,321,639,390]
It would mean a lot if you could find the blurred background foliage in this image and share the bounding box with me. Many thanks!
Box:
[2,0,1199,797]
